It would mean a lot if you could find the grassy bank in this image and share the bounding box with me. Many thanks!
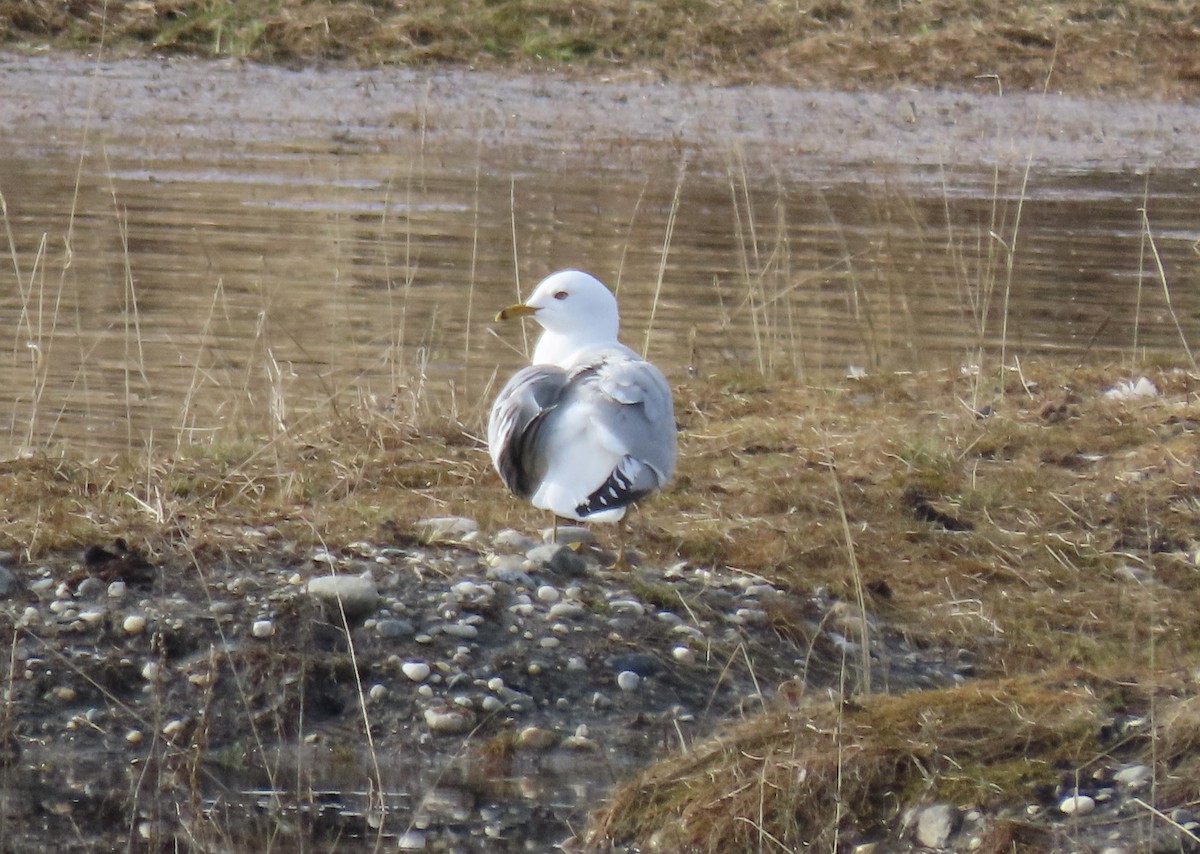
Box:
[2,0,1200,96]
[3,358,1199,847]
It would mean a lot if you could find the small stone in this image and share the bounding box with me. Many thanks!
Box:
[402,661,431,682]
[78,609,106,626]
[1058,793,1095,815]
[397,830,427,851]
[377,618,416,639]
[423,705,473,734]
[672,646,696,665]
[539,636,560,649]
[442,622,478,639]
[52,686,76,702]
[251,619,274,639]
[916,803,960,849]
[75,576,106,599]
[417,516,479,541]
[536,585,560,603]
[563,735,599,751]
[548,601,586,620]
[123,614,147,635]
[125,729,143,745]
[493,529,536,551]
[481,696,504,712]
[142,662,161,682]
[608,599,645,617]
[306,575,379,620]
[616,670,640,691]
[369,684,387,701]
[0,564,16,599]
[107,581,127,599]
[516,726,557,750]
[161,719,187,741]
[546,547,589,577]
[1112,763,1152,790]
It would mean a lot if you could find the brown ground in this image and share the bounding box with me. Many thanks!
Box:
[2,0,1200,98]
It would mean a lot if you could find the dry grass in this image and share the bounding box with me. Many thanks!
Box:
[586,673,1108,851]
[2,0,1200,96]
[1,351,1197,847]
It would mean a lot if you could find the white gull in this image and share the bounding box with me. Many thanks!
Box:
[487,270,676,523]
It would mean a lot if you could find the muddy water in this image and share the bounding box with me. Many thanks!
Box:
[1,56,1198,456]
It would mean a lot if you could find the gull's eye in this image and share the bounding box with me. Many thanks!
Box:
[553,290,568,300]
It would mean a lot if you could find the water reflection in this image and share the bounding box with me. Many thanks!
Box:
[0,65,1197,458]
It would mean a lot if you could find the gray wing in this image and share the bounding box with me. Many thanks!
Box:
[487,364,571,499]
[568,354,677,516]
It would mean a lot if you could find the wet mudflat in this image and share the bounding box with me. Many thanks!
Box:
[0,54,1198,456]
[0,52,1198,853]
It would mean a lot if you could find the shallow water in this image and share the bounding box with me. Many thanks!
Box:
[1,56,1198,456]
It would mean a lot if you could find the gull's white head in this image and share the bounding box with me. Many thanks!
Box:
[497,270,622,366]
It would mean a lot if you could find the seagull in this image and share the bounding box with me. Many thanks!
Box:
[487,270,676,538]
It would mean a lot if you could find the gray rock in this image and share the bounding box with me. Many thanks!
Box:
[1113,763,1152,790]
[306,575,379,621]
[493,528,536,551]
[0,564,18,598]
[417,516,479,541]
[75,576,106,600]
[915,803,959,849]
[527,545,589,578]
[377,618,416,639]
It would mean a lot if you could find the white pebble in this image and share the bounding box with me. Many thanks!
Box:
[672,646,696,664]
[539,637,561,649]
[536,585,560,603]
[251,619,275,639]
[1059,793,1095,815]
[369,684,387,701]
[125,729,143,745]
[123,615,147,635]
[107,581,127,599]
[616,670,640,691]
[481,695,504,712]
[402,661,431,682]
[487,677,505,692]
[609,599,645,617]
[141,662,160,682]
[78,609,106,626]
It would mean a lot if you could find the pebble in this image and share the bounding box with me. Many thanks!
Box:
[397,830,427,851]
[548,601,586,620]
[123,615,147,635]
[251,619,274,639]
[76,577,106,599]
[418,516,479,540]
[915,803,960,849]
[369,684,387,701]
[0,564,15,599]
[1112,763,1152,790]
[423,706,473,734]
[608,599,645,617]
[377,618,416,639]
[442,622,478,639]
[536,585,560,603]
[493,529,536,551]
[78,609,106,626]
[125,729,143,745]
[305,575,379,620]
[107,581,127,599]
[516,726,557,750]
[616,671,640,691]
[672,646,696,664]
[1058,793,1096,815]
[402,661,431,682]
